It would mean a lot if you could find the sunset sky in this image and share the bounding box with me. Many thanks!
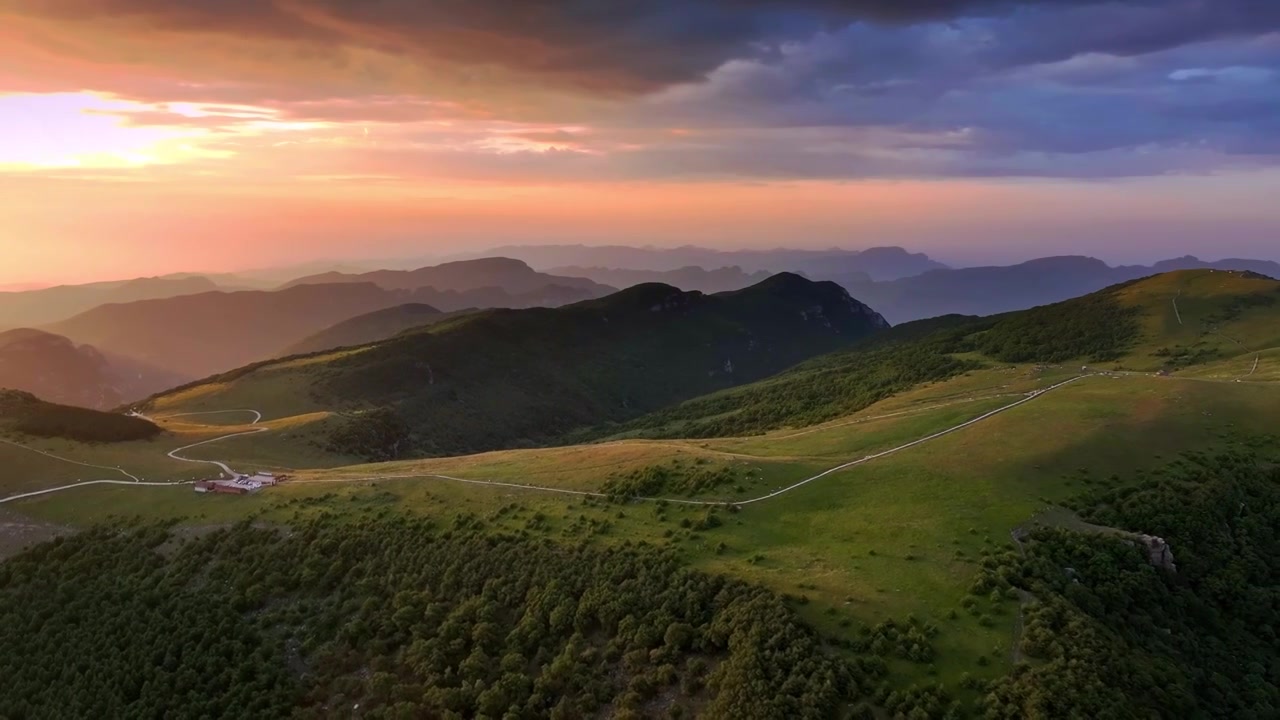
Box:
[3,0,1279,285]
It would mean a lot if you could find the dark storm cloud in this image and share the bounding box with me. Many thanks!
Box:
[21,0,1136,91]
[12,0,1280,179]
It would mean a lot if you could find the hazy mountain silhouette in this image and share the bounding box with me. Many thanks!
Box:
[46,283,419,380]
[283,257,612,296]
[450,245,946,281]
[545,265,774,294]
[284,303,467,356]
[835,255,1280,324]
[43,259,622,380]
[0,275,222,329]
[0,328,184,409]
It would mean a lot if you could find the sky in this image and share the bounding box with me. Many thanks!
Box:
[2,0,1279,284]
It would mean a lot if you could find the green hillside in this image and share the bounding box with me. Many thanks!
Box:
[618,270,1279,439]
[4,269,1279,717]
[0,390,159,444]
[143,274,890,459]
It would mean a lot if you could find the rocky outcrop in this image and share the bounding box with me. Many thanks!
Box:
[1134,534,1177,572]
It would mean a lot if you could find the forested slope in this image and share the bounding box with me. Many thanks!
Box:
[0,515,874,719]
[982,446,1280,718]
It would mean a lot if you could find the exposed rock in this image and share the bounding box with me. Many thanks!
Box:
[1135,534,1177,572]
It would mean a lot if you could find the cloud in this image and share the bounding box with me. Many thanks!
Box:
[4,0,1280,181]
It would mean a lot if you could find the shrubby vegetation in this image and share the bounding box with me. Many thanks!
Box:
[0,514,881,719]
[970,285,1143,364]
[610,319,982,438]
[602,463,739,498]
[982,446,1280,718]
[324,408,412,462]
[0,389,160,443]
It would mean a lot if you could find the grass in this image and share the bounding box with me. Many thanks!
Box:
[0,426,244,495]
[1117,269,1280,371]
[12,365,1278,694]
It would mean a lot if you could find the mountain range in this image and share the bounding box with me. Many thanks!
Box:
[143,273,889,458]
[545,265,774,294]
[447,245,947,281]
[0,275,223,329]
[282,257,614,308]
[34,259,616,382]
[822,255,1280,324]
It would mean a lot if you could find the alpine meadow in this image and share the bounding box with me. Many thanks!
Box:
[4,1,1280,718]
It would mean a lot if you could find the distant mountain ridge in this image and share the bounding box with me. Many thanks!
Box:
[0,275,222,329]
[0,328,183,409]
[448,245,947,281]
[283,257,612,294]
[284,303,464,356]
[46,282,416,380]
[834,255,1280,324]
[44,258,622,381]
[143,273,889,458]
[545,265,775,294]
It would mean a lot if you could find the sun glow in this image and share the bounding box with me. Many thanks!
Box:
[0,92,221,169]
[0,92,338,171]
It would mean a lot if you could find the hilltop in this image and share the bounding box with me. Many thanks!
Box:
[143,274,889,458]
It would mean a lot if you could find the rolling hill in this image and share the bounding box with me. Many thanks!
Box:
[143,273,890,458]
[0,329,185,409]
[282,303,458,356]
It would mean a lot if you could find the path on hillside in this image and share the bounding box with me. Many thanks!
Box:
[167,428,268,478]
[157,409,264,424]
[1169,289,1261,381]
[1,411,266,503]
[0,479,190,505]
[0,437,141,482]
[306,375,1089,507]
[1205,328,1261,381]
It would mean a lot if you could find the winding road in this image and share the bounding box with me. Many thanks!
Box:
[1,366,1265,508]
[303,375,1088,507]
[0,437,140,483]
[1,410,267,505]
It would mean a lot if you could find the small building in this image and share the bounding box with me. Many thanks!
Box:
[193,481,215,494]
[211,483,249,496]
